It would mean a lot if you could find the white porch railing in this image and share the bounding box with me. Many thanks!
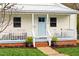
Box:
[47,30,52,46]
[32,31,36,47]
[52,29,75,39]
[32,29,76,47]
[32,31,51,47]
[0,32,27,43]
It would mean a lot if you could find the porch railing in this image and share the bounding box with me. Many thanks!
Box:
[0,32,27,40]
[47,30,52,46]
[52,29,75,39]
[32,29,75,47]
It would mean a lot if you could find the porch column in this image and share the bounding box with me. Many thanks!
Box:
[46,14,49,32]
[47,14,51,46]
[69,15,70,29]
[32,13,35,47]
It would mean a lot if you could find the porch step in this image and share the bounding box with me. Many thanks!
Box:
[35,42,49,47]
[35,37,48,42]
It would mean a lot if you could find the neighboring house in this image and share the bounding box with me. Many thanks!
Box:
[0,3,78,47]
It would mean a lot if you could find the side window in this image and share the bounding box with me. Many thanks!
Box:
[13,17,21,28]
[50,17,57,27]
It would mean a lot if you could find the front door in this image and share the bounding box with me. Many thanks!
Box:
[38,17,46,36]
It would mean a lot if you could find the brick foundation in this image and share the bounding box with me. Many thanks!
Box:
[52,40,77,47]
[0,43,26,47]
[0,40,77,47]
[35,42,49,47]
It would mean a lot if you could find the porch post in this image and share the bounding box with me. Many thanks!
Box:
[69,15,70,29]
[47,14,49,32]
[32,13,35,47]
[47,14,51,46]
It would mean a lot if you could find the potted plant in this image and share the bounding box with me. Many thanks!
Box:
[51,36,59,47]
[26,36,33,47]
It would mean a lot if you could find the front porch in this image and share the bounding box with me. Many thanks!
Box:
[0,30,76,47]
[31,13,77,47]
[0,13,77,47]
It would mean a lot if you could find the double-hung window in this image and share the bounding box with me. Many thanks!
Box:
[50,17,57,27]
[13,17,21,27]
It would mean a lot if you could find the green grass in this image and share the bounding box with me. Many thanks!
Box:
[0,48,46,56]
[55,46,79,56]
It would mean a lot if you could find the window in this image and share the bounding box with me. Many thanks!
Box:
[13,17,21,27]
[50,17,57,27]
[38,17,45,22]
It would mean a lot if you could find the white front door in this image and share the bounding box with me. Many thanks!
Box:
[38,17,46,36]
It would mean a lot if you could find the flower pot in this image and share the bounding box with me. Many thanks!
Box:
[51,41,58,47]
[27,43,33,47]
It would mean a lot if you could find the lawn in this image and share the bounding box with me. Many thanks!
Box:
[0,48,46,56]
[55,46,79,56]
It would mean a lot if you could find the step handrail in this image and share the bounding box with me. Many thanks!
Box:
[47,30,52,46]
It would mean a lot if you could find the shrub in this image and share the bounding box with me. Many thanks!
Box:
[26,36,33,44]
[52,36,59,42]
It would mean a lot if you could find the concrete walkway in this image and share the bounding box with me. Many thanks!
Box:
[37,47,65,56]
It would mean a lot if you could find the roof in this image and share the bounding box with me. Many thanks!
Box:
[8,3,79,14]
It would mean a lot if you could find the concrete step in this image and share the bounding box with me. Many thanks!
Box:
[35,37,48,42]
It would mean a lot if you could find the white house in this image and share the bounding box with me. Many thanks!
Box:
[0,3,78,47]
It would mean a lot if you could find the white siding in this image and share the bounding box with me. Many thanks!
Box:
[49,15,70,30]
[0,13,77,40]
[49,15,70,37]
[48,14,77,40]
[0,14,32,36]
[69,14,77,39]
[70,14,77,29]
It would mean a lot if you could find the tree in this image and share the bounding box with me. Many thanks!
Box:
[62,3,79,10]
[0,3,16,33]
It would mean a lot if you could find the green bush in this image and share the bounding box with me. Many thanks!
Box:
[27,36,33,44]
[52,36,59,42]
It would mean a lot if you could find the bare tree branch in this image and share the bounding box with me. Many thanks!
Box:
[0,3,16,33]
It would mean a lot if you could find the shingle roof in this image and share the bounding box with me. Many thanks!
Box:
[8,3,79,14]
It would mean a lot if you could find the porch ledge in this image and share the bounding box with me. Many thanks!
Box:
[0,40,26,44]
[58,38,76,41]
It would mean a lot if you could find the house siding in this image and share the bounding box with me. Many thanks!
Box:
[0,13,77,40]
[49,15,70,30]
[69,14,77,39]
[0,14,32,37]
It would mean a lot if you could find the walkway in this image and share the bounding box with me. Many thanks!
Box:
[37,47,65,56]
